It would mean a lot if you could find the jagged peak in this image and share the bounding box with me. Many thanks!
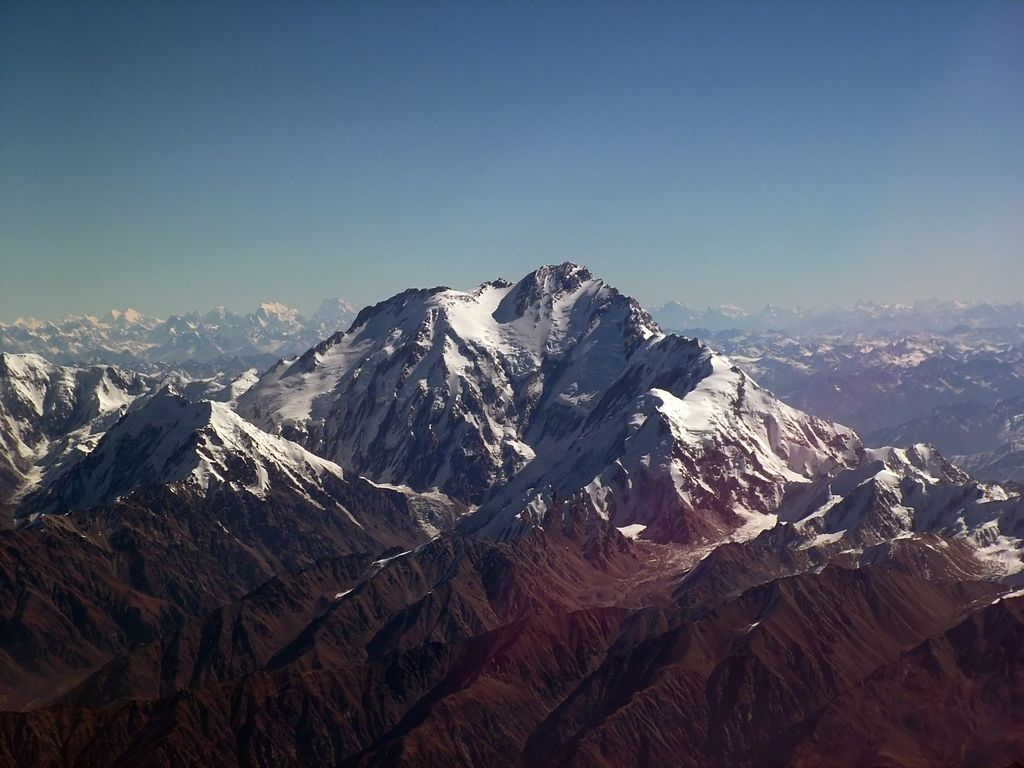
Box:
[503,262,598,307]
[106,307,149,325]
[524,261,595,289]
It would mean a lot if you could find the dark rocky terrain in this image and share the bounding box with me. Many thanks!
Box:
[0,523,1019,767]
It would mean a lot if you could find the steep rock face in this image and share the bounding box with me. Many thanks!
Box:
[657,441,1024,603]
[239,264,860,543]
[0,353,152,507]
[22,390,351,515]
[469,343,860,543]
[239,264,658,501]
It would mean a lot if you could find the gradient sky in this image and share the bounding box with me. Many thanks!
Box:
[2,1,1022,320]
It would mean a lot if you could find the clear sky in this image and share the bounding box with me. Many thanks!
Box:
[2,1,1022,320]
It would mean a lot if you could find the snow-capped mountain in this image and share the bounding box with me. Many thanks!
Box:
[143,300,355,365]
[308,297,361,338]
[468,340,861,543]
[0,353,153,507]
[0,352,273,508]
[0,311,159,361]
[239,263,861,543]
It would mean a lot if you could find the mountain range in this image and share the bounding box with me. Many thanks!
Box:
[1,264,1022,766]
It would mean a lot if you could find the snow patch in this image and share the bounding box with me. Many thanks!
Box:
[616,523,647,539]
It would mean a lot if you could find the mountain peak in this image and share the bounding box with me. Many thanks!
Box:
[527,261,594,287]
[106,308,149,325]
[313,297,358,316]
[495,263,595,310]
[257,301,299,319]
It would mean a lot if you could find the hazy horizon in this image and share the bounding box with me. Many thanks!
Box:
[3,1,1022,319]
[3,263,1022,327]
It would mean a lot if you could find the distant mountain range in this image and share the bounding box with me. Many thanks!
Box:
[0,298,359,372]
[651,297,1024,334]
[702,328,1024,431]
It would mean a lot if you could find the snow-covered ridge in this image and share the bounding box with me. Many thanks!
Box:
[22,389,352,515]
[18,382,462,546]
[471,340,861,542]
[769,442,1024,577]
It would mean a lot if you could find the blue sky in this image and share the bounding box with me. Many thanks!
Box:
[1,0,1022,319]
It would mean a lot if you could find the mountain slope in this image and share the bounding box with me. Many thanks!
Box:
[22,390,348,515]
[780,593,1024,768]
